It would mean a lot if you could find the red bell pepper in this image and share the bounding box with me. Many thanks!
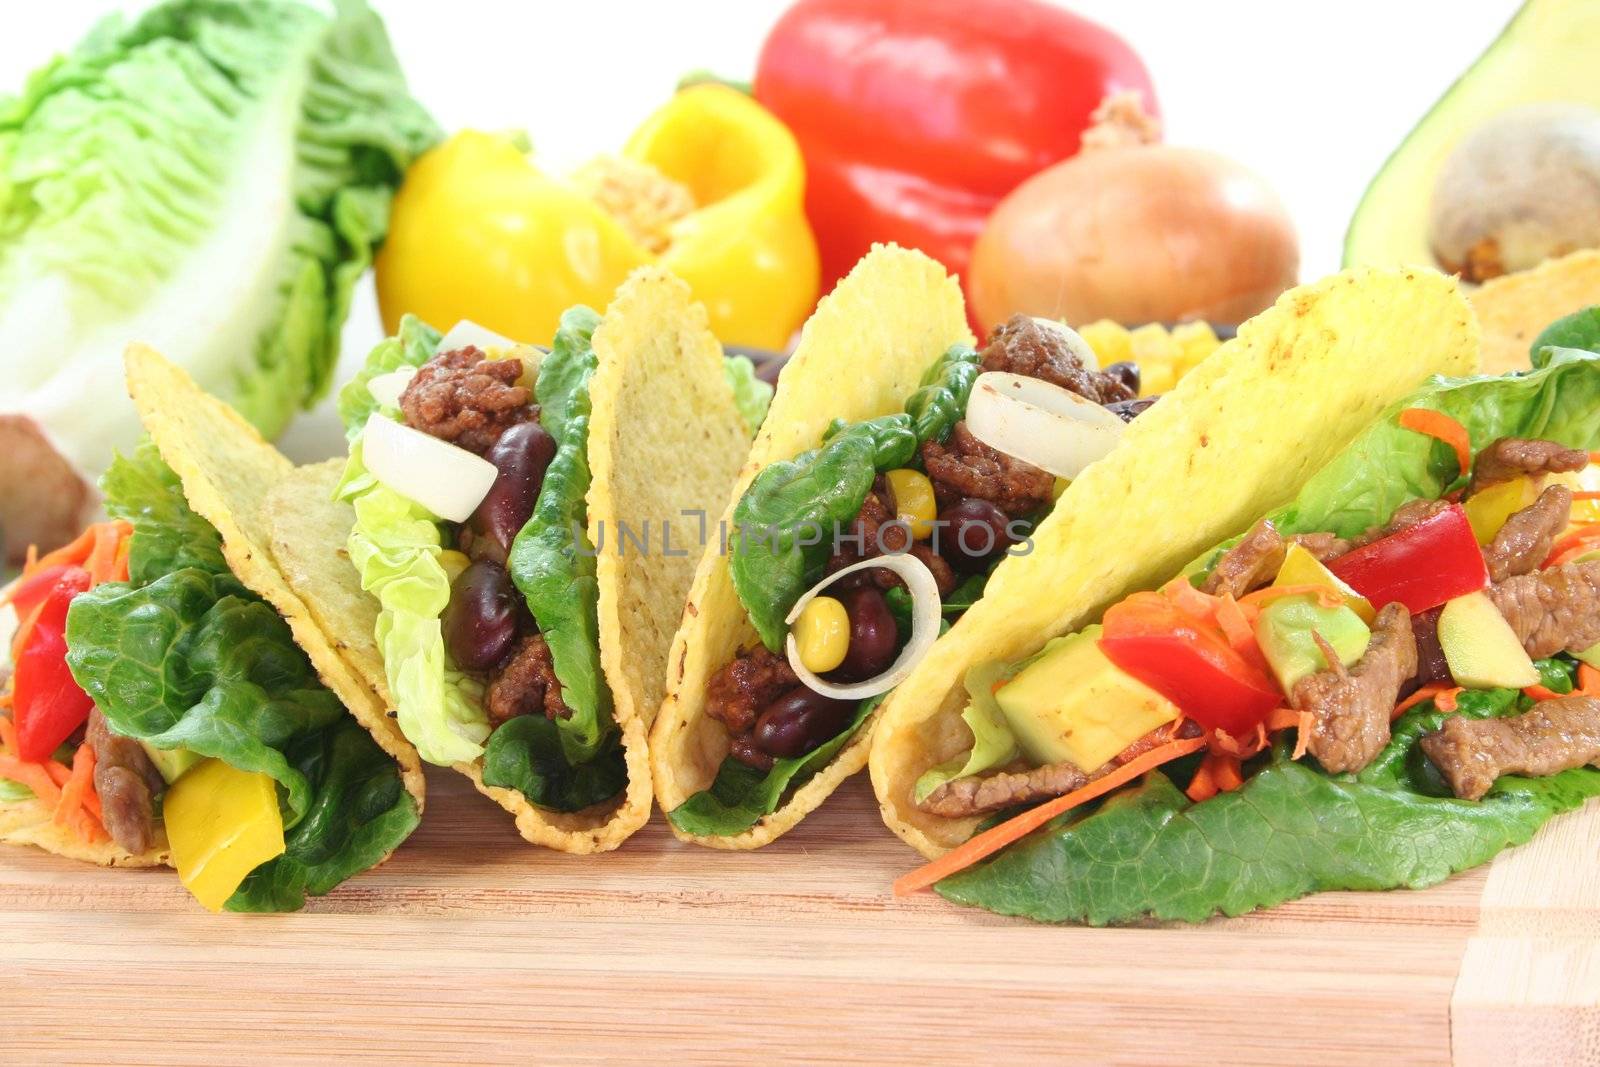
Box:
[1099,591,1282,738]
[4,562,80,621]
[754,0,1156,300]
[1327,503,1488,615]
[11,567,94,762]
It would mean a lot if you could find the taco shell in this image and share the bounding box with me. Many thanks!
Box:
[650,243,973,849]
[1473,250,1600,375]
[870,267,1480,858]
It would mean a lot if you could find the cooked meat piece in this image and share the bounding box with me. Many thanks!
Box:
[1420,696,1600,800]
[918,758,1090,818]
[979,314,1135,405]
[398,345,533,454]
[1291,602,1417,774]
[1202,519,1286,598]
[1487,561,1600,659]
[1348,498,1452,551]
[1408,606,1452,688]
[729,733,775,772]
[1469,437,1587,496]
[1485,484,1572,582]
[1289,531,1351,563]
[85,707,163,855]
[705,646,798,736]
[825,486,957,597]
[484,634,571,724]
[921,422,1055,518]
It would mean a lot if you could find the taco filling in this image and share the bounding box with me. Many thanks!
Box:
[893,338,1600,921]
[675,315,1147,835]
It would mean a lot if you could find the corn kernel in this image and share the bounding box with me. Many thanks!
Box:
[1171,321,1221,372]
[793,595,850,674]
[1077,319,1132,367]
[885,468,937,540]
[1140,362,1177,396]
[1128,323,1177,366]
[1052,477,1071,501]
[438,549,472,584]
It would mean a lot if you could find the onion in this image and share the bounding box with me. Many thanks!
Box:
[963,371,1125,479]
[1031,318,1098,370]
[366,365,417,409]
[437,319,519,353]
[784,554,942,701]
[361,414,498,523]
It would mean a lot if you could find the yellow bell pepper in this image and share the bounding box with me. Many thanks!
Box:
[376,84,820,350]
[163,758,286,913]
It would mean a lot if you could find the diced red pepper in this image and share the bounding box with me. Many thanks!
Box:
[3,563,80,621]
[11,567,94,762]
[1327,503,1488,615]
[1099,591,1283,737]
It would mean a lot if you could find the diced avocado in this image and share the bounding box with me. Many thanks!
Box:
[139,741,202,786]
[1438,590,1541,689]
[1254,594,1371,694]
[1274,543,1374,623]
[1344,0,1600,272]
[1576,641,1600,669]
[994,626,1179,772]
[1463,476,1539,544]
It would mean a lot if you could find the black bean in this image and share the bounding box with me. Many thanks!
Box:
[1106,395,1158,422]
[471,422,557,554]
[829,584,899,681]
[752,686,857,759]
[443,561,523,672]
[1104,360,1141,395]
[937,498,1016,571]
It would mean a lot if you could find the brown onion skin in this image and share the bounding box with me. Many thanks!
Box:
[968,145,1299,330]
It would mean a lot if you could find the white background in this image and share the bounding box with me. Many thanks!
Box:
[4,0,1525,456]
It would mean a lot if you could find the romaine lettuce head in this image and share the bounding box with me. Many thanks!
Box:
[0,0,439,481]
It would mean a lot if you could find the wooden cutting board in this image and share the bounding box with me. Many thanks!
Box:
[2,769,1594,1065]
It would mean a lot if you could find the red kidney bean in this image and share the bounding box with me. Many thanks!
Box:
[937,498,1016,571]
[752,686,857,759]
[471,422,557,554]
[1106,395,1158,422]
[443,561,523,672]
[1104,360,1141,395]
[829,583,899,682]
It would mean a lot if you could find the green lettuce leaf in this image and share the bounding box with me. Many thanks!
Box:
[667,697,879,837]
[480,716,628,812]
[0,0,440,478]
[914,661,1020,802]
[1532,308,1600,365]
[66,444,417,911]
[336,314,442,438]
[723,354,773,433]
[904,344,982,444]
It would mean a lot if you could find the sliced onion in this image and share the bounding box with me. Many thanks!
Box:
[964,371,1126,480]
[1031,317,1099,370]
[367,365,417,409]
[438,319,519,354]
[361,414,498,523]
[784,553,942,701]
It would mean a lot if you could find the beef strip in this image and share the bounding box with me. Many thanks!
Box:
[921,422,1055,518]
[1469,437,1587,496]
[1420,696,1600,800]
[1288,531,1350,563]
[484,634,571,724]
[1485,484,1572,583]
[399,345,533,454]
[705,646,797,737]
[1291,602,1417,774]
[85,707,163,855]
[1349,498,1452,551]
[1408,606,1453,688]
[979,314,1135,406]
[1487,560,1600,659]
[1202,519,1286,598]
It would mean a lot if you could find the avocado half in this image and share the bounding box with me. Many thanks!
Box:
[1343,0,1600,269]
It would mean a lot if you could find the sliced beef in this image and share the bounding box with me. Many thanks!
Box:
[1408,606,1452,688]
[1348,498,1452,551]
[921,422,1055,519]
[1487,560,1600,659]
[979,314,1135,405]
[1202,519,1286,598]
[1291,602,1417,774]
[484,634,571,724]
[399,345,533,454]
[85,708,163,855]
[918,759,1090,819]
[1420,695,1600,800]
[1469,437,1587,496]
[1289,531,1351,563]
[1485,484,1572,583]
[705,646,797,737]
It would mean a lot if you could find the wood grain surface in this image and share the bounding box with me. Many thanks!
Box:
[1,767,1593,1065]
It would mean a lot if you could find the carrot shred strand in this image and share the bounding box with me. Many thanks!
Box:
[1398,407,1473,475]
[1523,683,1565,702]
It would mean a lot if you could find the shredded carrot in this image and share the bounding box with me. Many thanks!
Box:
[1393,683,1458,719]
[1524,683,1566,702]
[892,735,1209,896]
[1215,594,1258,652]
[10,596,46,662]
[40,759,71,788]
[53,745,96,829]
[1436,687,1461,712]
[1186,755,1220,802]
[110,536,132,583]
[1238,583,1346,611]
[0,757,61,804]
[1290,710,1312,759]
[1574,492,1600,502]
[0,714,15,752]
[1544,525,1600,568]
[24,526,97,577]
[1580,663,1600,697]
[1398,408,1473,475]
[1266,706,1301,731]
[1590,451,1600,465]
[1162,576,1220,624]
[1549,539,1600,568]
[82,522,129,584]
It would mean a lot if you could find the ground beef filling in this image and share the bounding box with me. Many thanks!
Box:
[485,634,571,725]
[85,707,164,855]
[1421,695,1600,800]
[706,647,801,771]
[399,345,533,454]
[922,423,1055,518]
[979,314,1135,406]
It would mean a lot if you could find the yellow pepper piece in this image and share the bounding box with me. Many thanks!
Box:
[884,468,937,540]
[1051,476,1071,501]
[1077,320,1132,366]
[1171,320,1222,372]
[1274,543,1375,624]
[163,758,286,913]
[1463,476,1539,544]
[793,595,850,674]
[377,85,818,351]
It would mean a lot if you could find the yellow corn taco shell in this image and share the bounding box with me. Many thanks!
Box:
[869,267,1480,858]
[1473,250,1600,375]
[267,267,752,852]
[650,243,973,849]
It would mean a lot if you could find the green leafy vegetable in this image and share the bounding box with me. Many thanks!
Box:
[65,444,417,911]
[668,698,879,837]
[0,0,440,476]
[723,354,774,433]
[0,780,36,803]
[914,662,1019,802]
[904,344,982,444]
[1534,656,1576,695]
[480,716,628,812]
[336,314,442,437]
[1531,307,1600,365]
